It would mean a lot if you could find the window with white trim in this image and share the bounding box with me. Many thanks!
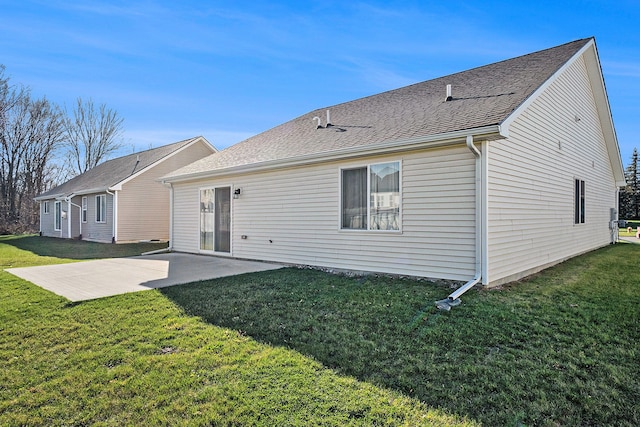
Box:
[574,179,585,224]
[43,201,50,214]
[341,161,400,231]
[54,201,61,231]
[82,196,87,223]
[96,194,106,223]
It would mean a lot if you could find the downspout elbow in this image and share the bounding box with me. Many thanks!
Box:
[466,134,481,158]
[435,135,483,310]
[435,274,482,311]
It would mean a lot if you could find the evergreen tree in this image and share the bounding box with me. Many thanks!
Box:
[620,148,639,219]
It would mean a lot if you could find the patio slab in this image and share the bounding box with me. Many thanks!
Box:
[6,252,282,302]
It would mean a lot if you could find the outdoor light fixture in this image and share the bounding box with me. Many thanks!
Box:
[233,188,241,199]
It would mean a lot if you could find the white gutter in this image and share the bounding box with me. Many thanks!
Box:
[435,135,484,310]
[162,125,503,184]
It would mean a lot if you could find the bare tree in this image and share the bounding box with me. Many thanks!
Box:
[64,97,124,175]
[0,66,65,233]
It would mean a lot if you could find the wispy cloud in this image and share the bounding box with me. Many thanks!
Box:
[603,61,640,79]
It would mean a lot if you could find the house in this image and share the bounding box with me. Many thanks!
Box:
[161,38,625,303]
[36,136,216,243]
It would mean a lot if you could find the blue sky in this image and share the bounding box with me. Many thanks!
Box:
[1,1,639,163]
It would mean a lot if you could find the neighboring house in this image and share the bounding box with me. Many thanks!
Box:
[161,38,625,296]
[36,136,216,243]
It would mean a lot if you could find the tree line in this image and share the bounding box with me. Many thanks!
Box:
[0,65,124,234]
[620,148,640,220]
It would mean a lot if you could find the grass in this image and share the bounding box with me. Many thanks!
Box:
[619,227,637,237]
[0,235,470,426]
[0,234,167,268]
[1,235,639,425]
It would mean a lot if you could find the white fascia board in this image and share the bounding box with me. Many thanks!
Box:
[583,42,625,186]
[500,40,595,135]
[34,193,65,201]
[500,39,625,186]
[113,136,217,190]
[162,125,503,184]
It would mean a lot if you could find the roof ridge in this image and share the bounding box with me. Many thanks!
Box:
[314,38,594,113]
[125,135,199,157]
[162,38,598,181]
[36,136,204,199]
[224,38,593,145]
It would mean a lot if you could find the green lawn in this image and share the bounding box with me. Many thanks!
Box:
[619,227,637,237]
[1,235,639,426]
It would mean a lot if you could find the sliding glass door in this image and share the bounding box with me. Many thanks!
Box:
[200,187,231,253]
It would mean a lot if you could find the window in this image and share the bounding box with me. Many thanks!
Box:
[82,196,87,223]
[54,201,61,231]
[96,194,106,223]
[574,179,585,224]
[43,201,50,214]
[341,161,400,231]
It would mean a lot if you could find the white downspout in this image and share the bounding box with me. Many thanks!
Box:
[67,199,72,239]
[106,189,117,243]
[168,183,174,250]
[435,135,484,310]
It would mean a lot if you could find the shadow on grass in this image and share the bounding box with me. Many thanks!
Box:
[160,248,640,426]
[0,235,167,260]
[160,268,496,422]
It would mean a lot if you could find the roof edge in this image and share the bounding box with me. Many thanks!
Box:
[112,136,216,190]
[500,38,594,134]
[34,186,114,201]
[500,37,625,186]
[163,125,503,183]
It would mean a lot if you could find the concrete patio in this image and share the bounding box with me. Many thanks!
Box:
[6,252,282,302]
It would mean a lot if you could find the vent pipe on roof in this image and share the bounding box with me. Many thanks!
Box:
[326,109,332,127]
[132,155,140,174]
[313,116,323,129]
[446,84,453,102]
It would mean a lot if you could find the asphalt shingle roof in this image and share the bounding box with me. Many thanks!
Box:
[38,136,203,199]
[169,38,592,180]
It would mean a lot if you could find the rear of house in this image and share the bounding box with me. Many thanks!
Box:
[170,145,478,281]
[163,38,624,288]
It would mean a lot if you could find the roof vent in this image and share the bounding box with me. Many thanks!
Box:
[326,109,332,127]
[312,116,323,129]
[445,84,453,102]
[132,154,140,174]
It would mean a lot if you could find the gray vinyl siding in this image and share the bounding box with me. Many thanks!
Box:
[40,199,58,237]
[486,55,617,284]
[80,193,114,243]
[69,195,82,238]
[117,140,214,242]
[172,145,477,281]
